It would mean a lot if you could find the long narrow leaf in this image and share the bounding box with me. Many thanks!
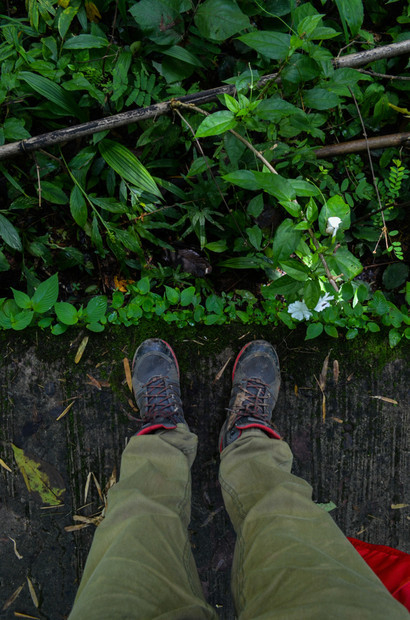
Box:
[19,71,80,117]
[99,140,162,198]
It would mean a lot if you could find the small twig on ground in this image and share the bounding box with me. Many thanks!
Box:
[348,86,389,251]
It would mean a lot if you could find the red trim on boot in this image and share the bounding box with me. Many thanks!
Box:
[237,423,281,439]
[137,423,177,435]
[231,341,253,381]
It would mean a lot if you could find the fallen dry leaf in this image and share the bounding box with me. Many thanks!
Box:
[75,336,89,364]
[319,351,331,392]
[86,374,102,390]
[371,396,399,405]
[213,356,232,384]
[26,578,38,609]
[84,471,92,503]
[347,373,354,382]
[331,417,344,424]
[14,613,39,619]
[123,358,133,393]
[333,360,339,384]
[92,473,103,501]
[0,458,12,472]
[294,384,298,397]
[11,444,65,506]
[2,584,24,611]
[56,400,75,421]
[322,393,326,423]
[8,536,23,560]
[391,503,409,510]
[64,523,90,532]
[128,398,138,412]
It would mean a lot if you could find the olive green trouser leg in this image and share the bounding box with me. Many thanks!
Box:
[69,425,217,620]
[219,430,408,620]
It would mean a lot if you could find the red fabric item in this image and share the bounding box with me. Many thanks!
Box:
[348,537,410,611]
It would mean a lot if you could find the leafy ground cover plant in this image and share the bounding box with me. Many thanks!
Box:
[0,0,408,344]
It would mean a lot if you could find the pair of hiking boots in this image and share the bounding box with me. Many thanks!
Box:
[132,339,281,451]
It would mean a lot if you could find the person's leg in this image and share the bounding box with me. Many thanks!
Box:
[69,339,216,620]
[219,340,408,620]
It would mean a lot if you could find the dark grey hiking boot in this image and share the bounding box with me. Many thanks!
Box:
[219,340,281,452]
[132,338,187,435]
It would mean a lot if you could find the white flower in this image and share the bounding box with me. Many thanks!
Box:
[326,216,342,237]
[314,293,334,312]
[288,300,312,321]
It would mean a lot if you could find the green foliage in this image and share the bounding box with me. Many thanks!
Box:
[0,0,408,344]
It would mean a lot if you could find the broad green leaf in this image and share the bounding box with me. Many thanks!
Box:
[70,186,87,228]
[303,88,341,110]
[346,328,358,340]
[382,263,409,290]
[223,170,260,190]
[195,0,250,41]
[304,279,320,309]
[12,289,31,309]
[162,45,204,67]
[328,247,362,280]
[87,322,105,333]
[41,181,68,205]
[54,302,78,325]
[99,140,161,198]
[279,259,309,281]
[32,274,59,313]
[58,4,79,39]
[325,325,338,338]
[3,117,31,140]
[63,34,108,49]
[335,0,363,37]
[319,195,350,235]
[19,71,80,117]
[305,323,323,340]
[85,296,107,322]
[195,111,237,138]
[0,214,22,251]
[246,225,262,250]
[137,277,150,294]
[205,240,227,253]
[11,310,34,330]
[262,276,303,297]
[165,286,179,304]
[206,294,224,314]
[389,328,402,348]
[238,31,291,60]
[11,444,65,506]
[180,286,196,306]
[247,194,264,218]
[272,219,302,267]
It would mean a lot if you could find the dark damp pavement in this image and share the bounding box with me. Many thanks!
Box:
[0,325,408,619]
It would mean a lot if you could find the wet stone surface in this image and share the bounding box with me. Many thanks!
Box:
[0,326,408,619]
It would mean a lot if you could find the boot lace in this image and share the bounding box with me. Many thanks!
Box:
[228,378,271,426]
[141,375,182,420]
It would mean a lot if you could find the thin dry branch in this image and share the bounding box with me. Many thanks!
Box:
[0,40,409,161]
[315,131,410,158]
[334,39,410,68]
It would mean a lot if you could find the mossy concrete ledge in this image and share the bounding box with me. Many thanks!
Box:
[0,325,408,619]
